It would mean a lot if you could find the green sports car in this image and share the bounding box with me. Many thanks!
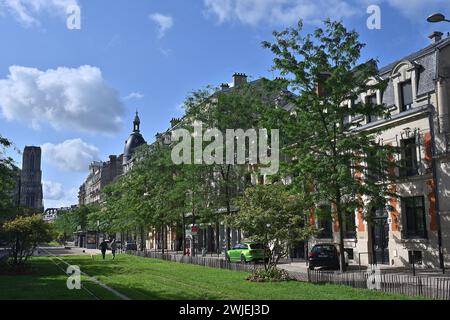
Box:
[226,243,269,263]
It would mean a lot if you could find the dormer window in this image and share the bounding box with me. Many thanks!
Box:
[400,80,413,112]
[366,94,378,123]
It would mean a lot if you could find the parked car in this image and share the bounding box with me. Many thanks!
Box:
[226,243,269,263]
[308,243,348,270]
[125,242,137,251]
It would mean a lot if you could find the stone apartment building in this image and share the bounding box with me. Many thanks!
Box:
[78,156,123,205]
[78,155,124,205]
[78,112,145,206]
[76,114,146,248]
[309,32,450,268]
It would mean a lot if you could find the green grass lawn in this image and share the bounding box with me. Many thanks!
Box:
[0,254,420,300]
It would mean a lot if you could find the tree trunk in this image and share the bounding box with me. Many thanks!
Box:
[226,227,231,252]
[182,214,186,255]
[215,222,220,255]
[159,227,164,254]
[336,191,347,272]
[140,225,145,251]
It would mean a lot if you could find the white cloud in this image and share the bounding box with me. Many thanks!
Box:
[124,91,144,100]
[44,186,78,208]
[0,65,124,134]
[203,0,450,26]
[374,0,450,19]
[43,180,64,200]
[0,0,78,27]
[203,0,360,26]
[149,13,174,39]
[41,138,99,172]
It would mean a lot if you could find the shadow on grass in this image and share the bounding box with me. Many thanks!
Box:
[0,263,93,300]
[49,255,226,300]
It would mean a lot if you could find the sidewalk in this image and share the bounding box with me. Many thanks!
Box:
[36,246,102,256]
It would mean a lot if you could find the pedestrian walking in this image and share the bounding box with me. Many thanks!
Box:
[99,239,108,260]
[111,239,117,260]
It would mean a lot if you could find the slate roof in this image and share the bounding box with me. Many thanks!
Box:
[379,35,450,75]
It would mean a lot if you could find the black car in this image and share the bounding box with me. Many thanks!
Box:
[125,242,137,251]
[308,244,341,270]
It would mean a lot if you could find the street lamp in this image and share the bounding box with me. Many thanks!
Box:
[427,13,450,23]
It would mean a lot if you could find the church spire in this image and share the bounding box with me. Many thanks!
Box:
[133,111,140,132]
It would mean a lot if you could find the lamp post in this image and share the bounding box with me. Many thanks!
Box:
[427,13,450,23]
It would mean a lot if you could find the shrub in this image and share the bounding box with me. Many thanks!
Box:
[247,267,291,282]
[0,214,53,266]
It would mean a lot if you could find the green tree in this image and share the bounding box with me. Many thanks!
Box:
[0,135,19,216]
[1,214,53,266]
[183,84,280,251]
[229,184,316,271]
[53,210,78,244]
[262,20,397,271]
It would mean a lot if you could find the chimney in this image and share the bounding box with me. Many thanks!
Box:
[220,83,230,91]
[232,73,248,87]
[170,118,180,128]
[429,31,443,44]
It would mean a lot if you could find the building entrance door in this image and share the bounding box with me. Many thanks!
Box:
[371,208,390,265]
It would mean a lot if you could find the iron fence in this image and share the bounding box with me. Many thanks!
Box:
[128,250,259,273]
[127,250,450,300]
[308,269,450,300]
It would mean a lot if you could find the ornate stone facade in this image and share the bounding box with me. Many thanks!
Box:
[78,112,146,205]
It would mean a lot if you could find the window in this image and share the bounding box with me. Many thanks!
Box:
[345,248,354,260]
[367,150,384,182]
[345,212,357,239]
[400,81,413,112]
[312,245,337,255]
[317,206,333,239]
[401,138,418,177]
[403,197,427,239]
[408,251,423,265]
[249,243,265,250]
[366,94,379,123]
[343,114,351,128]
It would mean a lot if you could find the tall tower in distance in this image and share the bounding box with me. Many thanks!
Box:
[19,146,43,212]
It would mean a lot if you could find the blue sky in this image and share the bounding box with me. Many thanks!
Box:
[0,0,449,208]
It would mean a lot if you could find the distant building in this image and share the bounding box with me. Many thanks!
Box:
[123,111,146,174]
[78,112,146,206]
[43,205,78,222]
[78,155,124,205]
[12,146,44,212]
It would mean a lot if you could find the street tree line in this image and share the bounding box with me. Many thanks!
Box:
[57,19,400,273]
